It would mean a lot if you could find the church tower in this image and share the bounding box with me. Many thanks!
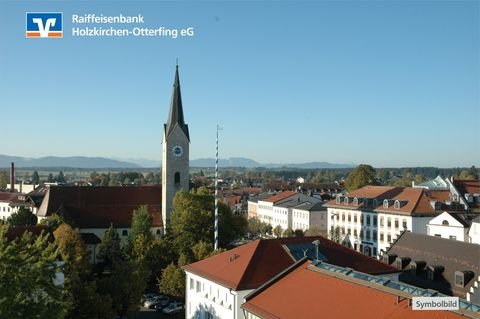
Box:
[162,65,190,232]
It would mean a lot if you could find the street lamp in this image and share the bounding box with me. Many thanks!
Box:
[312,239,320,262]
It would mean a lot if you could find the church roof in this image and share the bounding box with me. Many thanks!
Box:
[37,186,162,228]
[166,66,190,141]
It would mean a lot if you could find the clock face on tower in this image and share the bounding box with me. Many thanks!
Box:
[172,145,184,157]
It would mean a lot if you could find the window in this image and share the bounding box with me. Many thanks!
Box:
[383,199,389,209]
[387,234,391,242]
[402,219,407,229]
[156,229,161,235]
[380,217,384,227]
[344,197,349,205]
[190,278,194,290]
[122,230,128,236]
[342,227,345,235]
[347,228,351,235]
[174,172,180,184]
[366,215,370,226]
[373,247,377,256]
[373,230,377,240]
[373,216,377,227]
[354,215,357,223]
[455,273,464,287]
[394,200,400,209]
[360,230,364,240]
[366,230,370,241]
[394,219,399,229]
[353,197,358,205]
[442,220,449,226]
[434,234,441,237]
[380,233,384,242]
[336,196,341,204]
[342,213,345,221]
[354,229,357,237]
[196,281,201,293]
[348,213,351,222]
[387,218,391,228]
[449,235,456,240]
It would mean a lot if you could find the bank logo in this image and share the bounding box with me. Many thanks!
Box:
[26,12,63,38]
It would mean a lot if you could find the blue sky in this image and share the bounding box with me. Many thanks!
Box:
[0,1,478,168]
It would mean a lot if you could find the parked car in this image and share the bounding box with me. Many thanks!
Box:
[162,301,183,315]
[143,295,165,308]
[141,293,159,304]
[154,296,171,311]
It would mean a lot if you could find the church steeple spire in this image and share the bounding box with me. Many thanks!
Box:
[166,65,190,141]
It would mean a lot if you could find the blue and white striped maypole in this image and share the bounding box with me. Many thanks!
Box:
[214,125,220,250]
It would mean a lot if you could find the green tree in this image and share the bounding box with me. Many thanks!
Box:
[294,229,304,237]
[459,166,479,180]
[32,170,40,184]
[170,189,246,255]
[273,225,283,238]
[129,205,153,246]
[191,240,213,261]
[329,226,341,243]
[54,224,115,319]
[7,206,37,226]
[47,173,54,183]
[158,263,185,299]
[99,260,148,317]
[345,164,377,191]
[56,171,66,183]
[0,170,8,189]
[283,227,294,237]
[98,224,123,268]
[0,224,66,319]
[39,213,67,231]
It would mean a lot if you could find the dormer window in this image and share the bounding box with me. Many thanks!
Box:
[336,196,342,204]
[409,261,426,275]
[344,197,350,205]
[454,271,474,288]
[395,257,411,270]
[383,199,389,209]
[394,200,400,209]
[427,265,444,281]
[353,197,358,206]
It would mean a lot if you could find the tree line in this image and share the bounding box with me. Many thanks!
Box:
[0,187,247,318]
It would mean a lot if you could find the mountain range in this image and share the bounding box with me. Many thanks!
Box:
[0,154,354,169]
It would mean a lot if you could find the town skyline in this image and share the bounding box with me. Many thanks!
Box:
[1,1,478,168]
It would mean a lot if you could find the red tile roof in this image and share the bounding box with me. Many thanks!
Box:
[0,192,22,202]
[183,236,397,291]
[261,191,297,203]
[325,186,454,216]
[232,187,263,196]
[242,260,465,319]
[37,186,162,228]
[454,179,480,195]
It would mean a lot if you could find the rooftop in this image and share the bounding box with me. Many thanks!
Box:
[385,231,480,298]
[242,259,477,319]
[183,236,397,291]
[37,185,162,228]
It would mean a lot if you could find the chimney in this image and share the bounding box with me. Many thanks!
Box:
[10,162,15,192]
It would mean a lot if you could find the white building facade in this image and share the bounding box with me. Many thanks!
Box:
[185,271,252,319]
[325,186,448,258]
[426,212,469,241]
